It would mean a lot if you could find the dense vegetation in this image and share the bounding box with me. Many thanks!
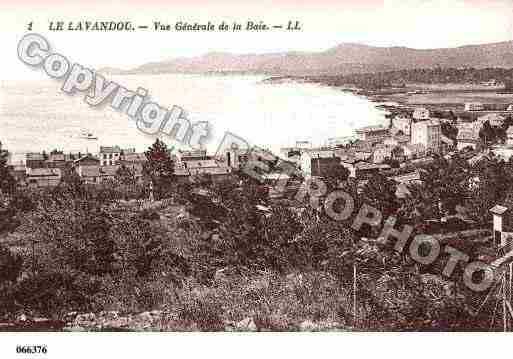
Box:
[0,140,510,331]
[306,67,513,90]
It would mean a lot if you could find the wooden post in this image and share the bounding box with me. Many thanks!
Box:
[353,263,357,327]
[508,262,513,310]
[506,262,513,334]
[504,275,508,332]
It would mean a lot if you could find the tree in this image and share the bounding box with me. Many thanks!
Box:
[0,142,18,234]
[144,139,175,199]
[0,244,23,284]
[60,167,84,194]
[479,121,495,144]
[466,158,506,224]
[398,182,435,228]
[361,173,399,218]
[441,122,458,143]
[0,142,15,195]
[116,164,136,186]
[421,155,469,221]
[324,163,350,191]
[391,146,405,161]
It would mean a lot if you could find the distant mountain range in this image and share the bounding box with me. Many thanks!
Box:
[99,41,513,76]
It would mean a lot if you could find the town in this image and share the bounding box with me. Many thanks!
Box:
[8,102,513,190]
[3,100,513,332]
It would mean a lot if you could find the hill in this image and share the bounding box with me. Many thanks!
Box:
[115,41,513,76]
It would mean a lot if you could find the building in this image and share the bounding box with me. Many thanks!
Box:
[383,135,410,147]
[46,152,67,169]
[465,103,485,112]
[121,152,147,163]
[372,145,393,164]
[311,156,344,178]
[457,128,479,151]
[73,154,100,167]
[507,126,513,146]
[490,205,513,249]
[478,113,505,127]
[76,165,119,184]
[178,149,209,161]
[295,141,312,150]
[25,153,46,169]
[183,158,232,180]
[325,136,354,148]
[340,156,390,179]
[99,146,122,166]
[223,148,252,170]
[76,165,101,184]
[391,116,412,136]
[354,125,389,143]
[26,168,61,188]
[353,162,391,180]
[413,107,430,121]
[300,150,338,175]
[402,143,426,159]
[410,119,441,153]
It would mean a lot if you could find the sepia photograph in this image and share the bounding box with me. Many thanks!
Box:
[1,0,513,357]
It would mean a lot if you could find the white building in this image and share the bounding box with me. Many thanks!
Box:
[391,116,412,136]
[354,125,389,143]
[410,119,441,153]
[457,128,479,151]
[26,168,62,188]
[99,146,122,166]
[464,103,484,112]
[490,205,513,249]
[413,107,430,121]
[507,126,513,146]
[295,141,312,150]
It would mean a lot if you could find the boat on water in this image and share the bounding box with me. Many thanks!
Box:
[78,131,98,140]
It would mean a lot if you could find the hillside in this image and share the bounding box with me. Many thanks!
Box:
[113,41,513,76]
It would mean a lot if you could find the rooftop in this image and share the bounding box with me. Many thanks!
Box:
[74,155,100,164]
[100,146,122,154]
[354,162,391,170]
[457,128,479,141]
[490,205,509,215]
[27,168,62,177]
[355,125,388,133]
[414,119,441,127]
[26,153,45,161]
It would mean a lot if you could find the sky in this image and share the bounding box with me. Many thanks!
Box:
[1,0,513,79]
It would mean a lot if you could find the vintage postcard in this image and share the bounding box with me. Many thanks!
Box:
[0,0,513,357]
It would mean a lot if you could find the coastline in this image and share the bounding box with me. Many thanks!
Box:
[262,75,513,120]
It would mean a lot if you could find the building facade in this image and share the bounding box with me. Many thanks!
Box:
[355,125,389,143]
[410,119,441,153]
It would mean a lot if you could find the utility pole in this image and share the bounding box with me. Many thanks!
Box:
[353,263,357,327]
[504,278,507,332]
[149,181,155,202]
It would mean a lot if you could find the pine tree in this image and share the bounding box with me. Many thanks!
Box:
[143,139,175,199]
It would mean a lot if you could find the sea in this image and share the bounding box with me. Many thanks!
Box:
[0,74,389,164]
